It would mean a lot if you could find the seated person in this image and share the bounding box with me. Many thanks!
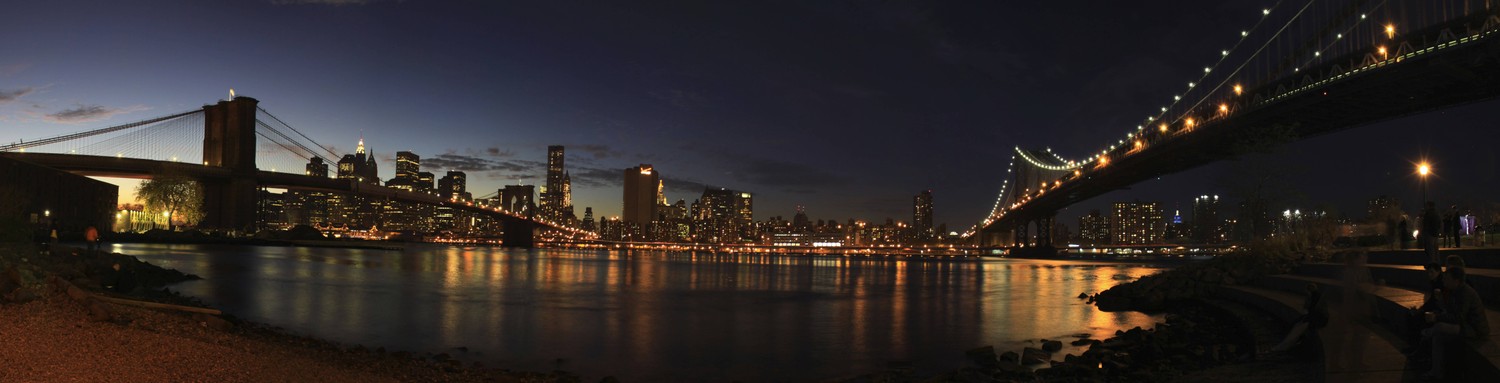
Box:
[1416,266,1490,380]
[1270,283,1328,353]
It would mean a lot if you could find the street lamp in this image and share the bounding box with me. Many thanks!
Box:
[1417,162,1431,205]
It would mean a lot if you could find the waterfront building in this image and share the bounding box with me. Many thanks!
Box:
[1110,201,1163,245]
[416,172,436,194]
[1192,195,1221,243]
[438,171,470,202]
[581,207,596,232]
[395,151,419,180]
[539,145,575,224]
[623,164,659,226]
[913,190,934,241]
[693,188,753,243]
[1077,209,1108,244]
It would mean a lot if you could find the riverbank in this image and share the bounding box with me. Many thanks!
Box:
[834,245,1326,382]
[837,301,1312,382]
[0,243,582,382]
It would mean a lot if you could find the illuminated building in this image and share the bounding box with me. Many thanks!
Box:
[581,207,595,232]
[438,171,470,202]
[1192,195,1221,243]
[692,188,752,243]
[539,146,574,224]
[1110,201,1163,245]
[623,164,659,226]
[913,190,934,241]
[1078,209,1108,244]
[416,172,435,193]
[395,151,419,181]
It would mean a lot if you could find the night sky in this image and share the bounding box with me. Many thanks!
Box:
[3,1,1497,231]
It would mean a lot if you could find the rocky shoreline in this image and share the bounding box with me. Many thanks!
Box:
[0,243,587,383]
[841,246,1322,382]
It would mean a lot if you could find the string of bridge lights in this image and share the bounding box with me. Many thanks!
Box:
[964,1,1417,239]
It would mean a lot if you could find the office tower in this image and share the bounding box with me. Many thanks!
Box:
[395,151,419,180]
[540,146,567,221]
[913,190,934,240]
[438,171,469,201]
[691,188,753,243]
[1077,209,1107,244]
[623,164,660,225]
[581,207,596,232]
[416,172,435,193]
[1192,195,1221,243]
[305,157,329,177]
[1111,201,1163,245]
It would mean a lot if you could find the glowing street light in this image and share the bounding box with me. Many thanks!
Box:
[1385,24,1396,39]
[1417,161,1432,204]
[1378,46,1388,60]
[1233,84,1243,95]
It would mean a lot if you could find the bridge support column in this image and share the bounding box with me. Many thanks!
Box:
[199,97,259,232]
[1037,214,1055,248]
[503,219,536,248]
[1015,223,1028,248]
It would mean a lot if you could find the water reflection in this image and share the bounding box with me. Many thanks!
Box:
[118,244,1163,382]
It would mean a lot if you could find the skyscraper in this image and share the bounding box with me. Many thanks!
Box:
[581,207,596,232]
[1192,195,1221,243]
[623,164,659,225]
[1111,201,1163,245]
[305,157,329,177]
[540,146,567,222]
[395,151,419,180]
[1078,209,1108,244]
[438,171,469,201]
[913,190,934,240]
[693,188,753,243]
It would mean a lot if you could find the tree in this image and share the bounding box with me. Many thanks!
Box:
[137,175,203,231]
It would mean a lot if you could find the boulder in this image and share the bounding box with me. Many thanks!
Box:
[1022,347,1050,365]
[1042,340,1063,352]
[998,351,1019,364]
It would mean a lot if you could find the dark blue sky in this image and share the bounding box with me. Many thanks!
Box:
[3,0,1497,230]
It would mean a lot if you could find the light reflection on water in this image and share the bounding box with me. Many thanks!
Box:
[117,243,1165,382]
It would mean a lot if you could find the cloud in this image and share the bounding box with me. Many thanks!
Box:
[421,153,534,173]
[485,146,516,157]
[0,87,35,104]
[44,104,146,124]
[569,167,623,188]
[660,176,716,195]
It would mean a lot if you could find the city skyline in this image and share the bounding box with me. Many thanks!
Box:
[2,1,1498,229]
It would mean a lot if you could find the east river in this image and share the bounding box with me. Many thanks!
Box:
[116,243,1166,382]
